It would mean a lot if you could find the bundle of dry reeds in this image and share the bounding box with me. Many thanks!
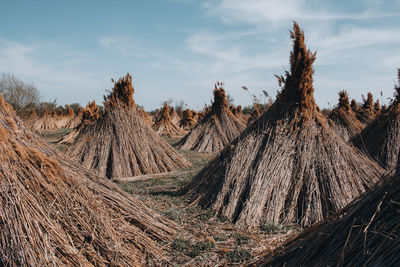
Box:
[169,106,181,125]
[230,105,247,123]
[180,22,384,230]
[175,82,246,153]
[353,92,377,124]
[253,168,399,266]
[137,107,153,125]
[328,90,364,141]
[352,69,400,171]
[31,107,59,131]
[64,73,190,179]
[57,102,101,145]
[0,95,177,266]
[179,109,196,131]
[247,104,261,125]
[152,102,186,137]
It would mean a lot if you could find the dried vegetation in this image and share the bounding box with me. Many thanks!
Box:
[328,90,364,141]
[64,74,190,179]
[352,69,400,171]
[180,22,384,231]
[176,82,246,153]
[0,95,177,266]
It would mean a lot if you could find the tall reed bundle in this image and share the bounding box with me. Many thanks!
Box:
[0,95,177,266]
[180,22,384,230]
[328,90,364,141]
[176,82,246,153]
[353,69,400,171]
[65,74,190,179]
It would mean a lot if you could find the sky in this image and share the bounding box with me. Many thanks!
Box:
[0,0,399,111]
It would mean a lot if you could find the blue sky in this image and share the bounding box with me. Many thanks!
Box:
[0,0,399,110]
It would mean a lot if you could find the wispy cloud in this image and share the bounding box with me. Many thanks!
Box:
[204,0,399,25]
[0,39,106,104]
[99,37,150,58]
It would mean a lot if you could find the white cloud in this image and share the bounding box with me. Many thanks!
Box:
[205,0,400,25]
[311,27,400,52]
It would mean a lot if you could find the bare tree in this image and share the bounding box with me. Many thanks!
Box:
[0,73,41,115]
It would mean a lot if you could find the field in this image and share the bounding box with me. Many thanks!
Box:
[3,19,398,266]
[40,131,299,266]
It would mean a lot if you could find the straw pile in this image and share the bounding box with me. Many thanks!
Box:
[31,107,59,131]
[179,109,197,131]
[64,106,83,129]
[57,101,101,145]
[176,82,246,153]
[180,22,384,230]
[247,104,261,125]
[352,69,400,171]
[0,95,177,266]
[253,168,399,266]
[29,105,83,132]
[138,107,153,125]
[169,106,181,125]
[328,90,364,141]
[230,105,247,123]
[152,103,187,136]
[54,105,78,129]
[354,92,377,124]
[65,74,190,179]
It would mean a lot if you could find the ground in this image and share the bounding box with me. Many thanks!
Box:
[40,130,300,266]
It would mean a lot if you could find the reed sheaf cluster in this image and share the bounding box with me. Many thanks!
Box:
[179,108,197,131]
[181,22,383,230]
[352,92,378,124]
[64,73,190,179]
[0,95,177,266]
[152,102,186,137]
[328,90,364,141]
[352,68,400,171]
[176,82,245,153]
[30,105,82,132]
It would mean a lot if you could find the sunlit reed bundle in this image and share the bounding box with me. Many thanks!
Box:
[0,95,177,266]
[64,73,190,179]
